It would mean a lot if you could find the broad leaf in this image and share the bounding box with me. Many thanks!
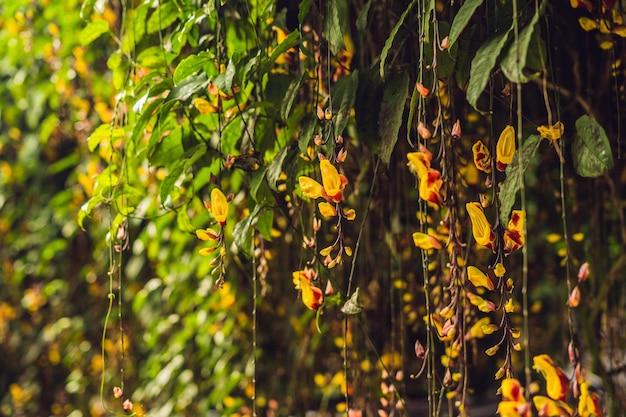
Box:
[341,288,363,315]
[325,0,346,53]
[281,76,303,122]
[448,0,484,49]
[259,30,301,75]
[501,10,542,83]
[380,0,417,79]
[331,70,359,136]
[233,204,263,256]
[467,26,513,111]
[298,113,318,155]
[499,134,542,223]
[173,52,214,84]
[80,20,110,46]
[147,1,180,34]
[159,144,207,204]
[378,71,409,165]
[166,73,209,102]
[87,124,126,152]
[572,115,614,177]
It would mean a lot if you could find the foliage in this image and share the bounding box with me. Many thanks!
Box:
[1,0,626,416]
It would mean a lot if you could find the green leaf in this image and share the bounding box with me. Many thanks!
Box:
[467,26,513,111]
[499,134,542,223]
[356,0,371,33]
[78,194,106,230]
[213,59,237,93]
[500,10,542,83]
[267,145,295,192]
[257,209,274,241]
[448,0,484,49]
[298,113,318,155]
[173,51,214,84]
[341,288,363,315]
[166,73,209,102]
[233,205,263,256]
[79,20,110,46]
[378,71,409,165]
[281,76,303,122]
[379,0,417,79]
[326,0,345,53]
[298,0,313,26]
[147,1,180,35]
[572,115,614,177]
[331,70,359,136]
[87,124,126,152]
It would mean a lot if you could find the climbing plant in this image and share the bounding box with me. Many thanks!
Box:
[1,0,625,416]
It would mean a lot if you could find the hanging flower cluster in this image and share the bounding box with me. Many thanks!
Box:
[496,354,603,417]
[196,188,230,287]
[407,148,443,207]
[472,125,516,175]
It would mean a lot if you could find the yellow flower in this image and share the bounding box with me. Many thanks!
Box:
[537,122,564,141]
[320,159,347,202]
[407,151,430,178]
[318,201,337,218]
[466,202,495,251]
[503,210,525,253]
[343,208,356,220]
[467,266,495,290]
[533,396,573,417]
[299,176,323,199]
[501,378,524,402]
[412,231,443,250]
[494,263,506,277]
[496,125,516,171]
[209,188,228,225]
[472,140,492,173]
[578,381,602,417]
[533,354,569,401]
[465,317,492,340]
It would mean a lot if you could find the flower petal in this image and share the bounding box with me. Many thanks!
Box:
[299,176,323,199]
[412,231,443,250]
[472,140,492,173]
[466,202,495,250]
[210,188,229,225]
[318,201,337,218]
[537,122,564,141]
[467,266,495,290]
[533,354,570,401]
[496,125,516,171]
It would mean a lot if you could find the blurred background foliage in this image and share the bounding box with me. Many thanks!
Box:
[0,0,625,416]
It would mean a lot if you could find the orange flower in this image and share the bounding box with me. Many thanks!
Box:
[419,169,443,206]
[472,140,492,173]
[208,188,228,225]
[466,202,495,251]
[412,231,443,250]
[503,210,525,253]
[293,268,323,310]
[533,354,570,401]
[498,379,531,417]
[496,125,516,172]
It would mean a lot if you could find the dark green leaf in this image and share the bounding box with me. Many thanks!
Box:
[467,26,512,111]
[448,0,484,49]
[499,134,542,223]
[79,20,110,46]
[378,71,409,165]
[159,144,206,204]
[298,113,318,155]
[257,209,274,241]
[173,51,214,84]
[281,76,303,122]
[233,205,263,256]
[213,60,236,93]
[380,0,417,79]
[298,0,313,26]
[331,70,359,136]
[166,73,209,102]
[341,288,362,315]
[326,0,345,53]
[573,115,614,177]
[267,145,293,192]
[356,0,371,33]
[500,10,542,84]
